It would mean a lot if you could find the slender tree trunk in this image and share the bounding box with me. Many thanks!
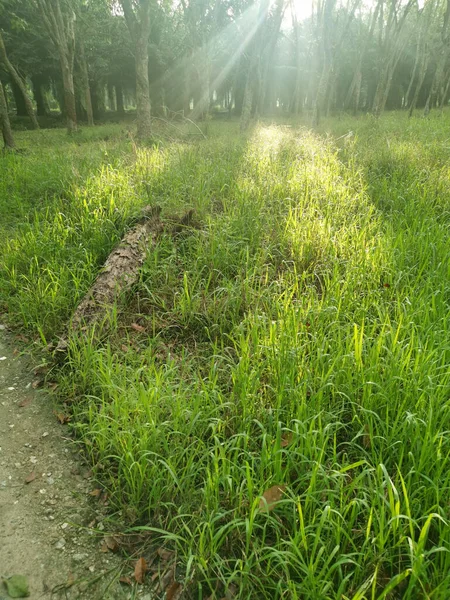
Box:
[408,54,428,117]
[292,19,303,115]
[78,37,94,126]
[240,57,254,132]
[32,76,48,116]
[107,82,116,112]
[440,75,450,113]
[36,0,77,133]
[0,81,15,149]
[404,32,422,108]
[120,0,152,138]
[11,80,27,116]
[60,52,77,132]
[0,32,39,129]
[135,37,152,138]
[115,83,125,116]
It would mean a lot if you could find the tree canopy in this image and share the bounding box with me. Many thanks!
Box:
[1,0,449,136]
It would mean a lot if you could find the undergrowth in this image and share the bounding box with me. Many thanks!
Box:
[1,113,449,599]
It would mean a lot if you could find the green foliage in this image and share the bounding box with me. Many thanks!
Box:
[1,113,450,598]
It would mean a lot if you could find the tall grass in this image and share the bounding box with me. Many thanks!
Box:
[1,113,449,598]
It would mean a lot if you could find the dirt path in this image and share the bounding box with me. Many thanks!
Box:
[0,330,130,600]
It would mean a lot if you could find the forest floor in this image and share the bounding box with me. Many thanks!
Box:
[0,113,449,599]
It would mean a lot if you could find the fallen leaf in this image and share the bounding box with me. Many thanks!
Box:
[134,557,147,584]
[258,484,286,512]
[225,583,238,599]
[2,574,30,598]
[15,334,29,343]
[18,397,32,408]
[54,412,69,424]
[89,488,102,498]
[157,547,174,562]
[119,576,132,586]
[121,344,129,352]
[362,425,371,449]
[31,379,42,390]
[280,433,293,447]
[100,541,109,553]
[166,581,183,600]
[104,535,119,552]
[157,566,175,592]
[24,472,36,484]
[131,322,145,332]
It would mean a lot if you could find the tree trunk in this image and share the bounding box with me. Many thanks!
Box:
[36,0,77,133]
[78,37,94,126]
[60,52,77,132]
[120,0,152,139]
[116,83,125,116]
[32,76,48,116]
[0,32,39,129]
[440,75,450,113]
[107,82,116,112]
[240,70,253,132]
[11,80,27,116]
[0,81,15,149]
[404,32,422,109]
[408,53,428,117]
[135,41,152,138]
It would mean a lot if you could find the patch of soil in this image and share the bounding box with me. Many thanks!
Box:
[0,331,133,600]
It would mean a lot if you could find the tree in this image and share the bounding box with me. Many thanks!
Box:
[34,0,77,132]
[0,80,15,148]
[0,30,39,128]
[119,0,152,139]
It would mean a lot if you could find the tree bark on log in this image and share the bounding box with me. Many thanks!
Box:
[55,207,196,353]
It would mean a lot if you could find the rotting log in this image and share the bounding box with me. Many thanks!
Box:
[56,205,162,352]
[55,206,198,354]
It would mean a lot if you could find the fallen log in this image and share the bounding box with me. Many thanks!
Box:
[56,205,163,352]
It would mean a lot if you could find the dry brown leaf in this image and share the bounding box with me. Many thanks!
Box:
[15,334,29,343]
[281,433,293,447]
[32,379,43,389]
[157,547,174,562]
[25,471,36,484]
[54,412,70,424]
[89,488,102,498]
[104,535,119,552]
[119,576,132,586]
[18,396,32,408]
[362,425,371,449]
[159,567,175,592]
[259,484,286,512]
[224,583,238,599]
[121,344,129,352]
[100,541,109,553]
[134,557,147,584]
[131,322,145,332]
[166,581,183,600]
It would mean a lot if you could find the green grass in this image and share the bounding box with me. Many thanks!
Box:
[1,112,449,599]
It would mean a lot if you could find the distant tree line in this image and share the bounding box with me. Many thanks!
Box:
[1,0,450,146]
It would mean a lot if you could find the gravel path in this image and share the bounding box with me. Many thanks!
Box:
[0,331,129,599]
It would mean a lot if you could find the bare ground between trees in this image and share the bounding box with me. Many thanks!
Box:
[0,330,134,600]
